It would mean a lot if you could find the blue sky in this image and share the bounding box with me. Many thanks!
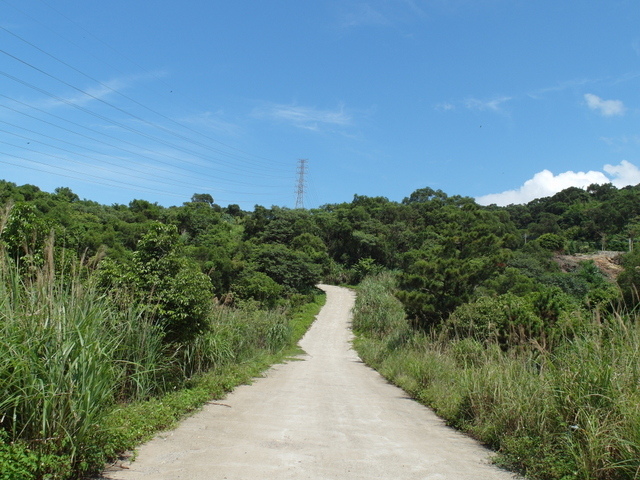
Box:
[1,0,639,209]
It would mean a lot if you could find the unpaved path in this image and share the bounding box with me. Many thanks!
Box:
[102,285,519,480]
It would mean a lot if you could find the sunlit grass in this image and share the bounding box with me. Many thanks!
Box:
[353,273,640,480]
[0,242,326,479]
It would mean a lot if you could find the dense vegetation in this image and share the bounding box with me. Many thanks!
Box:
[2,178,640,479]
[354,274,640,480]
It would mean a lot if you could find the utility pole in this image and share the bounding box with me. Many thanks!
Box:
[295,159,307,209]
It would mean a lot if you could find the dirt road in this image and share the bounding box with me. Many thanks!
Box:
[103,284,519,479]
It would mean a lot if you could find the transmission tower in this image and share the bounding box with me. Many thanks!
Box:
[295,159,307,209]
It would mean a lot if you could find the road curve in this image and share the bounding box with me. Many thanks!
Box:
[102,284,519,480]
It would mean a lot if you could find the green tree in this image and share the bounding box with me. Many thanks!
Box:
[190,193,214,205]
[252,243,321,293]
[231,270,283,308]
[0,203,52,265]
[447,294,542,347]
[396,204,510,329]
[98,222,213,343]
[537,233,565,252]
[172,201,222,239]
[128,199,163,221]
[54,186,79,203]
[617,249,640,307]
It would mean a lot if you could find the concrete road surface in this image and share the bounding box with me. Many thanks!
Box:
[102,284,519,480]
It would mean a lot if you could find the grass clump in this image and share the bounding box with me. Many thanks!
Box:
[352,273,640,480]
[0,238,326,480]
[0,259,154,477]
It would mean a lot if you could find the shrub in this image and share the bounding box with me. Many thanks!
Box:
[231,270,283,308]
[537,233,566,252]
[446,294,542,348]
[352,272,410,342]
[251,243,322,293]
[97,222,213,343]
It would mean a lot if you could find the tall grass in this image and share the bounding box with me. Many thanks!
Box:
[0,252,163,473]
[353,273,640,480]
[0,239,325,479]
[178,306,292,378]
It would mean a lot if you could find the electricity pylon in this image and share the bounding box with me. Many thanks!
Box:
[295,159,307,209]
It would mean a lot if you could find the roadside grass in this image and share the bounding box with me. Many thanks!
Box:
[0,247,326,480]
[94,291,326,473]
[0,254,157,479]
[352,273,640,480]
[287,292,327,354]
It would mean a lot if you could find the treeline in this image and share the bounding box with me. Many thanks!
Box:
[2,178,640,479]
[353,274,640,480]
[5,180,640,316]
[505,183,640,252]
[0,181,327,479]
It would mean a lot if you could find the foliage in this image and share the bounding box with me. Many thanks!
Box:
[396,201,511,329]
[251,242,322,294]
[0,239,325,479]
[349,257,383,284]
[0,202,52,268]
[617,248,640,307]
[353,274,640,480]
[353,272,410,342]
[446,293,542,347]
[3,177,640,479]
[98,222,213,343]
[537,232,565,252]
[231,270,284,308]
[0,253,162,478]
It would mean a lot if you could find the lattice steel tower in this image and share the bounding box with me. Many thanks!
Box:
[295,159,307,209]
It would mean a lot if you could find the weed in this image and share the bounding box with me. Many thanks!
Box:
[0,245,326,479]
[352,273,640,480]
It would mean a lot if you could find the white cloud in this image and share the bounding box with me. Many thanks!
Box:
[339,3,390,28]
[38,71,165,110]
[253,103,352,131]
[584,93,626,116]
[476,160,640,206]
[527,77,593,99]
[600,134,640,148]
[435,102,455,111]
[464,96,511,113]
[604,160,640,186]
[41,79,126,109]
[181,111,242,137]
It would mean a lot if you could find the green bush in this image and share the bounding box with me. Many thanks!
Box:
[251,243,322,293]
[446,294,542,347]
[231,270,283,308]
[352,274,640,480]
[98,222,213,343]
[352,272,410,342]
[537,233,566,252]
[0,253,167,478]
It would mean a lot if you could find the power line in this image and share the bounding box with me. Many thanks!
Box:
[1,25,280,167]
[0,5,298,206]
[0,5,290,168]
[0,112,288,193]
[0,53,281,176]
[0,151,187,198]
[0,125,213,192]
[0,68,291,185]
[0,97,291,187]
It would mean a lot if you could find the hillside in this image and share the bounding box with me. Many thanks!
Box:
[554,251,624,281]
